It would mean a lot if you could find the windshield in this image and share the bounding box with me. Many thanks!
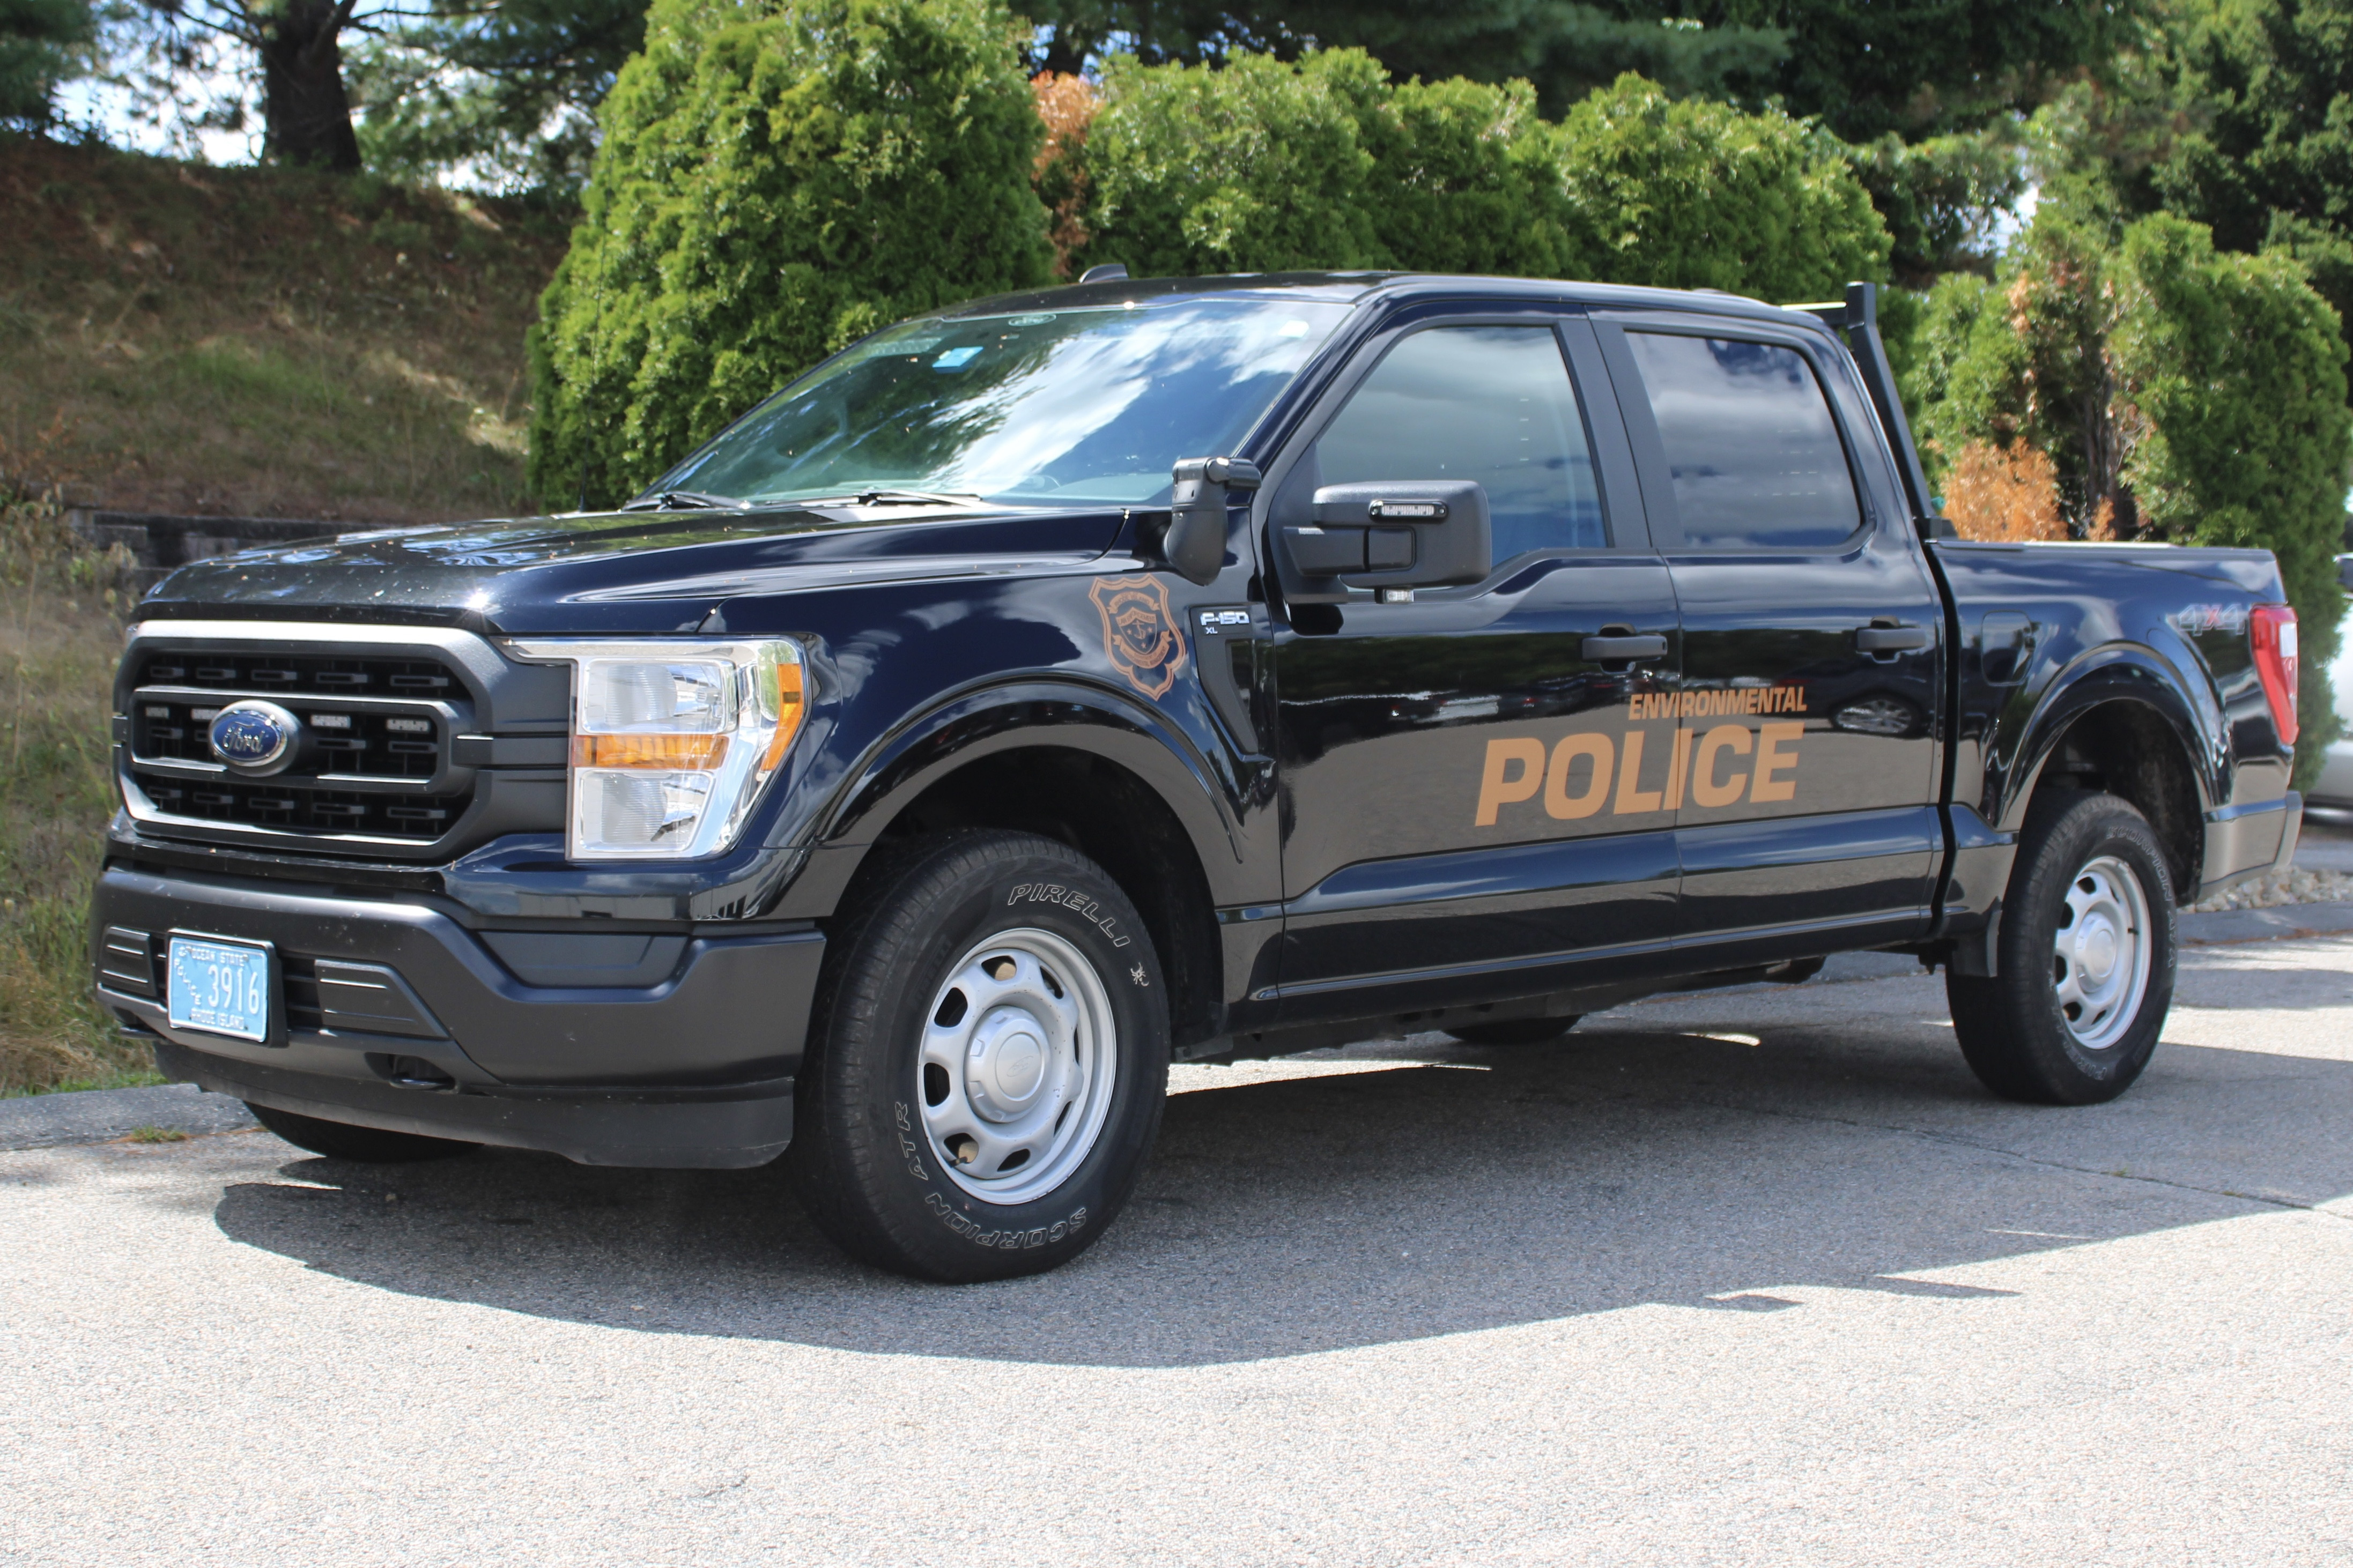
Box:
[653,297,1352,508]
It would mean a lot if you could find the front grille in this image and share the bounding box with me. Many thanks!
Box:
[136,699,442,778]
[133,777,462,839]
[138,652,456,697]
[124,646,476,846]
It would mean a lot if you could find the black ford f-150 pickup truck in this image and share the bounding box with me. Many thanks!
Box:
[91,272,2305,1281]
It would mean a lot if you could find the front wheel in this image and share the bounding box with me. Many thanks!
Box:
[789,830,1168,1282]
[1947,791,2177,1105]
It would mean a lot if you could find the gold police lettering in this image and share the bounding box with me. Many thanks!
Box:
[1474,686,1810,827]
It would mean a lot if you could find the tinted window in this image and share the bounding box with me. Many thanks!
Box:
[1626,332,1862,548]
[1316,325,1605,561]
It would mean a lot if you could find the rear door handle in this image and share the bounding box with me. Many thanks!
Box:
[1855,623,1932,653]
[1581,634,1668,663]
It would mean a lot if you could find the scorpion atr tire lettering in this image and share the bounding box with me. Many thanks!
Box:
[1089,575,1189,698]
[923,1192,1089,1249]
[789,830,1167,1282]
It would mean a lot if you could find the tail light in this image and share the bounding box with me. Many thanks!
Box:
[2250,603,2299,747]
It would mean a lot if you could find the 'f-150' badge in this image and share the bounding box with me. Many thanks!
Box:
[1090,575,1188,699]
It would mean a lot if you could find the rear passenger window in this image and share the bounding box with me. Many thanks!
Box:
[1625,332,1862,548]
[1316,324,1606,562]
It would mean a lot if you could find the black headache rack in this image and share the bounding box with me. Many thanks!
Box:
[115,622,572,862]
[1789,281,1952,541]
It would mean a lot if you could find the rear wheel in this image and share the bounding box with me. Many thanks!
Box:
[1947,792,2177,1104]
[789,830,1168,1282]
[1445,1015,1582,1046]
[246,1103,477,1163]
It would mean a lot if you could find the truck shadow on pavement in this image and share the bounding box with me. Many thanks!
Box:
[208,984,2353,1369]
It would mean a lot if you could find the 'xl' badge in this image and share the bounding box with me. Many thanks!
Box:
[1089,575,1188,699]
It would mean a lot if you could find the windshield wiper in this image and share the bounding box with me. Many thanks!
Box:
[619,490,749,511]
[797,489,986,508]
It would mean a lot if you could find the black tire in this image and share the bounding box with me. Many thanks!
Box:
[1445,1015,1583,1046]
[789,830,1169,1282]
[246,1102,478,1163]
[1947,791,2177,1105]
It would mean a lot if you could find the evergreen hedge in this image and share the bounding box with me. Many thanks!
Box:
[526,0,1052,508]
[1904,203,2350,786]
[1067,61,1889,301]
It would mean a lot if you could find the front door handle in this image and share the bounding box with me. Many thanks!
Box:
[1582,633,1668,663]
[1855,623,1932,654]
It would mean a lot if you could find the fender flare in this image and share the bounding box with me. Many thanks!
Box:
[1998,642,2222,838]
[804,676,1252,906]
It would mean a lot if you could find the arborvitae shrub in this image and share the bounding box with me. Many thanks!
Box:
[1067,59,1887,301]
[527,0,1053,508]
[1549,74,1890,302]
[2112,214,2350,784]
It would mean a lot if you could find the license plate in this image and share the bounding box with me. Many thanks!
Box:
[166,935,272,1043]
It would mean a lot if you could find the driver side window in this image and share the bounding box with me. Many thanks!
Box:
[1316,324,1605,563]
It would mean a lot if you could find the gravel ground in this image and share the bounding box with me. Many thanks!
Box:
[4,933,2349,1566]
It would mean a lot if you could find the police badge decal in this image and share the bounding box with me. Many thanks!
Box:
[1089,575,1189,700]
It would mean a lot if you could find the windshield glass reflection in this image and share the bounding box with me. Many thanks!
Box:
[658,299,1350,508]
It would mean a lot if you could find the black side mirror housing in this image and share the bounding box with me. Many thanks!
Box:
[1278,480,1492,601]
[1162,456,1261,585]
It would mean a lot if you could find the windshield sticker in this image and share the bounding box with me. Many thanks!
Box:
[931,346,982,369]
[1089,575,1189,700]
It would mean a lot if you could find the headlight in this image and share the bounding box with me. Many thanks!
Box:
[504,638,806,860]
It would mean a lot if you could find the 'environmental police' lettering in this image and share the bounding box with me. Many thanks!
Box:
[1476,720,1806,825]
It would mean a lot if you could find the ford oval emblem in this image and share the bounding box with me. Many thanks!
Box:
[208,700,301,775]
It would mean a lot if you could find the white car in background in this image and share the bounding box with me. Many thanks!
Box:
[2312,554,2353,823]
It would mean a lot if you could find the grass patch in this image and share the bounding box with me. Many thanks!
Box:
[0,482,153,1096]
[124,1125,188,1142]
[0,139,568,525]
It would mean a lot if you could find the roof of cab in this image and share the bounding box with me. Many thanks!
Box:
[935,270,1837,335]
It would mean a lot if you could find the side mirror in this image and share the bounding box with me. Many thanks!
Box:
[1162,456,1261,585]
[1279,480,1492,601]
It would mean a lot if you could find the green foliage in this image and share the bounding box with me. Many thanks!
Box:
[2109,213,2349,783]
[1908,200,2349,785]
[1023,0,2131,141]
[1844,128,2029,284]
[0,0,92,127]
[1550,73,1889,300]
[1905,270,2019,494]
[349,0,649,197]
[1072,62,1888,299]
[1710,0,2147,144]
[1911,192,2129,532]
[1025,1,1789,115]
[1069,48,1389,279]
[527,0,1054,509]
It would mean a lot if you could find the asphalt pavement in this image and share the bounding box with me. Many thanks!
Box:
[4,932,2350,1565]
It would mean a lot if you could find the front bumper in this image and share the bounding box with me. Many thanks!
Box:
[91,863,824,1168]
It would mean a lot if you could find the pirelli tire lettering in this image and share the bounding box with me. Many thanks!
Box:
[1475,686,1811,827]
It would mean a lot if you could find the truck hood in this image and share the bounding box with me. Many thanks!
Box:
[134,503,1129,635]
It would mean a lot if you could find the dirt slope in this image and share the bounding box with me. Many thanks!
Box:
[0,140,567,525]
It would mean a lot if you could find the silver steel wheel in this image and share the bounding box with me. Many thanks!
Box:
[917,926,1119,1204]
[2051,853,2152,1051]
